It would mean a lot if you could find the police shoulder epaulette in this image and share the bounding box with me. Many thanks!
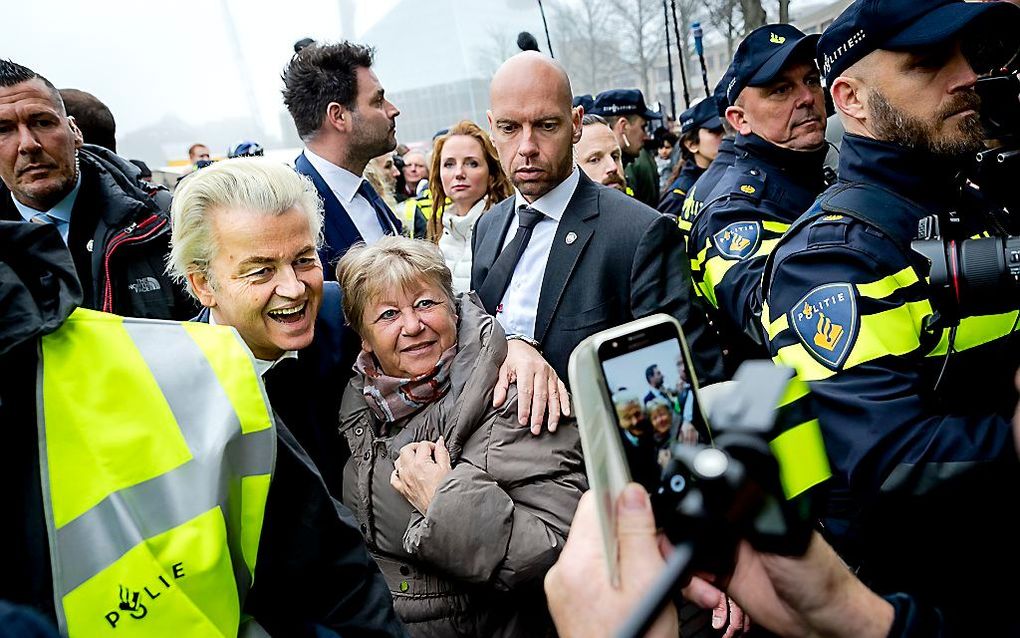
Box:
[806,212,853,247]
[811,213,853,225]
[729,168,766,204]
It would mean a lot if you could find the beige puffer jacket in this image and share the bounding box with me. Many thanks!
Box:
[339,293,586,638]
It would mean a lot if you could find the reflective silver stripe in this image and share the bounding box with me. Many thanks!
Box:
[122,321,274,599]
[54,428,274,596]
[45,319,275,606]
[124,322,237,454]
[36,341,69,635]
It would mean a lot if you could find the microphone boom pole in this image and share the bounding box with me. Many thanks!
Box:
[669,0,691,108]
[537,0,555,58]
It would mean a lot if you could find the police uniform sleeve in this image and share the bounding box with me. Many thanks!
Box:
[657,186,686,218]
[413,207,427,240]
[632,213,725,383]
[688,191,787,347]
[762,221,1018,501]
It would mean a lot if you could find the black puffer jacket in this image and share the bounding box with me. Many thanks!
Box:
[0,145,195,319]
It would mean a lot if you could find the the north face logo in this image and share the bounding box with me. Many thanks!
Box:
[128,277,161,293]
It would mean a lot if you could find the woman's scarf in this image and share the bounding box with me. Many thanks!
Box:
[355,345,458,423]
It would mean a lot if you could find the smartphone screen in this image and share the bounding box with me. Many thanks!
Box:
[596,319,708,495]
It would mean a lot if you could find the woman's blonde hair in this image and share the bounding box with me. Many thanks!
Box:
[167,157,324,298]
[427,120,512,242]
[336,236,455,335]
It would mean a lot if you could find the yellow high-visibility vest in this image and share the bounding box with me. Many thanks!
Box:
[38,308,275,636]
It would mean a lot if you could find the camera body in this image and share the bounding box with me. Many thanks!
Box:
[909,72,1020,325]
[569,315,829,580]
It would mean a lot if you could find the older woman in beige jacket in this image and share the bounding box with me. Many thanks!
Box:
[336,237,585,637]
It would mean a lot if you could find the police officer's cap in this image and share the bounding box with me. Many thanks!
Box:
[590,89,662,120]
[724,24,819,107]
[712,68,736,118]
[680,98,722,136]
[818,0,1020,84]
[573,94,595,113]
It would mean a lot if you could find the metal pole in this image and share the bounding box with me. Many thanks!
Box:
[670,0,691,108]
[662,0,677,120]
[537,0,555,58]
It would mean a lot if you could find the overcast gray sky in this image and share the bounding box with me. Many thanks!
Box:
[6,0,817,165]
[6,0,403,160]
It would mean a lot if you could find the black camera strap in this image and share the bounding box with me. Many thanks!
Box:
[762,181,948,354]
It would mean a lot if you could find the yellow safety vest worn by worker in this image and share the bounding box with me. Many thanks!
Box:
[38,308,276,637]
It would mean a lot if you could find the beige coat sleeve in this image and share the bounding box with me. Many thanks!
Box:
[402,410,586,590]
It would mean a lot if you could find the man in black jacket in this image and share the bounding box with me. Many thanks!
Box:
[0,59,194,320]
[0,219,404,637]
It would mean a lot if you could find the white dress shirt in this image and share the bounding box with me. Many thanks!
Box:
[304,147,393,243]
[496,167,581,338]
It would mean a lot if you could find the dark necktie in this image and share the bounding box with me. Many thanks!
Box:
[357,180,402,237]
[478,205,546,315]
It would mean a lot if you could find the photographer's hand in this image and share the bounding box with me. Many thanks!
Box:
[546,485,679,638]
[686,533,894,638]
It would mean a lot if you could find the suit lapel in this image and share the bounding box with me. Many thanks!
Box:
[473,197,516,285]
[295,152,363,264]
[534,174,600,344]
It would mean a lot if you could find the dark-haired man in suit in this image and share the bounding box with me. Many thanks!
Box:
[473,51,723,384]
[281,40,422,278]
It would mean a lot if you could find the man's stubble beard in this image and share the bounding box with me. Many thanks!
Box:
[349,113,396,164]
[869,87,985,157]
[510,148,574,200]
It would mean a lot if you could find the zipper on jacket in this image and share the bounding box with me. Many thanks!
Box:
[100,214,168,313]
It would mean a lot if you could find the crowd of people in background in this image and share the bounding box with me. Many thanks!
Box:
[3,0,1020,635]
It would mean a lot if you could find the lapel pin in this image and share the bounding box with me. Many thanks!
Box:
[565,232,577,245]
[86,239,94,253]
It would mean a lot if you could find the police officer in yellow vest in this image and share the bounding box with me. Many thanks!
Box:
[401,192,432,240]
[0,218,403,635]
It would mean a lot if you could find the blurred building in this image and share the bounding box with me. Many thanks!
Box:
[388,79,490,146]
[359,0,547,146]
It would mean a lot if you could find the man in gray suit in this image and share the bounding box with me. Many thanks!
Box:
[472,52,723,384]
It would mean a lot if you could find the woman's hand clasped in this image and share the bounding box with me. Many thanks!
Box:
[392,436,453,513]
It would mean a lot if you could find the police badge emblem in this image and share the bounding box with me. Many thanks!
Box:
[713,221,761,260]
[789,282,857,369]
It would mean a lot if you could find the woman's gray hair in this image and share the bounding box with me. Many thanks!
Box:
[644,397,673,413]
[336,236,455,336]
[167,157,324,298]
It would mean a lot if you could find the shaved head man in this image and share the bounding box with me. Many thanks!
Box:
[473,52,724,384]
[487,52,582,202]
[831,43,983,157]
